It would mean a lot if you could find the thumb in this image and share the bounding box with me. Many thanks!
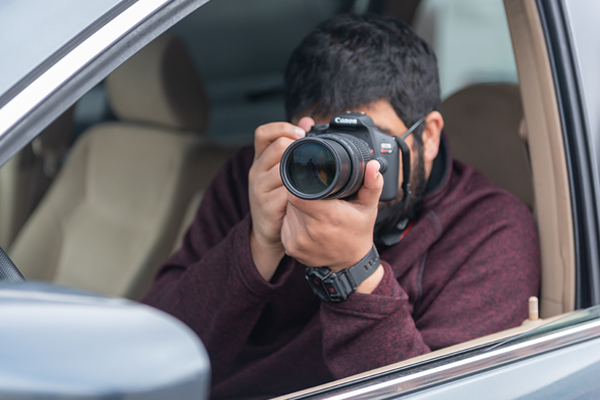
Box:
[297,117,315,133]
[354,160,384,208]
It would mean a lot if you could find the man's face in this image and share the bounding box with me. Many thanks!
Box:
[296,99,431,215]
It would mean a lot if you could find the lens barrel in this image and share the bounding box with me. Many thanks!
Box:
[280,134,371,200]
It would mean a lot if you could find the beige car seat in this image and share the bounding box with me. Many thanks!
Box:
[0,107,74,249]
[10,33,234,300]
[442,82,534,209]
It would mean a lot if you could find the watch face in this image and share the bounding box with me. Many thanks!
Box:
[305,267,345,302]
[306,268,330,301]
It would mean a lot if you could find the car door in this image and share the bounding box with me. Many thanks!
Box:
[1,0,599,398]
[272,307,600,399]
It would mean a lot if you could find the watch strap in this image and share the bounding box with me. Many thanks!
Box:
[305,244,381,302]
[340,244,380,290]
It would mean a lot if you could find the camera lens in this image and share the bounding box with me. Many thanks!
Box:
[280,134,371,200]
[287,143,336,195]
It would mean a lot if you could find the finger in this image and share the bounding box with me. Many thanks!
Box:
[254,122,306,159]
[263,185,289,212]
[253,136,294,174]
[353,160,384,208]
[286,193,341,223]
[281,201,308,252]
[280,202,297,253]
[297,117,315,132]
[286,194,318,220]
[257,162,285,194]
[280,213,291,252]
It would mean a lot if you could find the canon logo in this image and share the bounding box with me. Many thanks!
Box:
[334,117,358,124]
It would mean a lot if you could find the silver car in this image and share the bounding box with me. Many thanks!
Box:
[0,0,599,398]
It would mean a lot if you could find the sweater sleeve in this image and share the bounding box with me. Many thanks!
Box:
[142,146,296,386]
[318,193,540,379]
[319,262,430,378]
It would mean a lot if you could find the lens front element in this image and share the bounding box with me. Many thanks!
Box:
[287,142,336,195]
[281,134,366,200]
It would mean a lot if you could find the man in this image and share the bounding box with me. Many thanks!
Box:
[143,14,540,399]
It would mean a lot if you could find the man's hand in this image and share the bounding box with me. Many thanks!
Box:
[281,159,385,292]
[249,119,310,282]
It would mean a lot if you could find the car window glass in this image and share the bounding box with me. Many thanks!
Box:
[412,0,518,99]
[565,0,600,143]
[564,0,600,239]
[0,0,125,99]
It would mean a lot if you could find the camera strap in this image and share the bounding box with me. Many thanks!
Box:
[374,117,425,247]
[395,135,412,209]
[395,116,424,207]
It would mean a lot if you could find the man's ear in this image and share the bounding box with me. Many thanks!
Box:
[422,111,444,163]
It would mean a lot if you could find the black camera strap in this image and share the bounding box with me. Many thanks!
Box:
[374,117,425,247]
[394,116,424,208]
[395,135,413,209]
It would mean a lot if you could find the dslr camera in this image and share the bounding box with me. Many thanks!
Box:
[280,112,401,201]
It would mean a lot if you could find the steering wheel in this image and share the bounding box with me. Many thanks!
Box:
[0,247,25,282]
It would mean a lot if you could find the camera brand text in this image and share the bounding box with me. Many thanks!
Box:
[334,117,358,124]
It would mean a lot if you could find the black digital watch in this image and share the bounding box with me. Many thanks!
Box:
[305,245,380,302]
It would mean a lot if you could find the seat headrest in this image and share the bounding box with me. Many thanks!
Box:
[442,83,534,209]
[105,33,209,133]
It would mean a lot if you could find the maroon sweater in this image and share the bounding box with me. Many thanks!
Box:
[143,143,540,399]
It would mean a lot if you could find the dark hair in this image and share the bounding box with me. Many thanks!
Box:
[284,13,440,142]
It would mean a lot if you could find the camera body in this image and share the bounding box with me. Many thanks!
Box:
[280,112,400,201]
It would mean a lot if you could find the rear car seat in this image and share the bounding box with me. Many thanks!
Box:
[442,82,534,209]
[9,33,235,300]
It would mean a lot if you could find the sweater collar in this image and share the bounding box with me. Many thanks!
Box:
[424,133,450,197]
[420,132,452,210]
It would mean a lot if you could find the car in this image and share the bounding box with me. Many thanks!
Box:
[0,0,599,398]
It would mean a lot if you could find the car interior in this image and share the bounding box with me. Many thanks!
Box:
[0,0,579,393]
[7,33,237,299]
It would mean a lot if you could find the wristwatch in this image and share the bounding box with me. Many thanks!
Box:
[305,244,380,302]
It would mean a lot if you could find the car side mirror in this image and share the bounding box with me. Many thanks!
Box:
[0,282,210,399]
